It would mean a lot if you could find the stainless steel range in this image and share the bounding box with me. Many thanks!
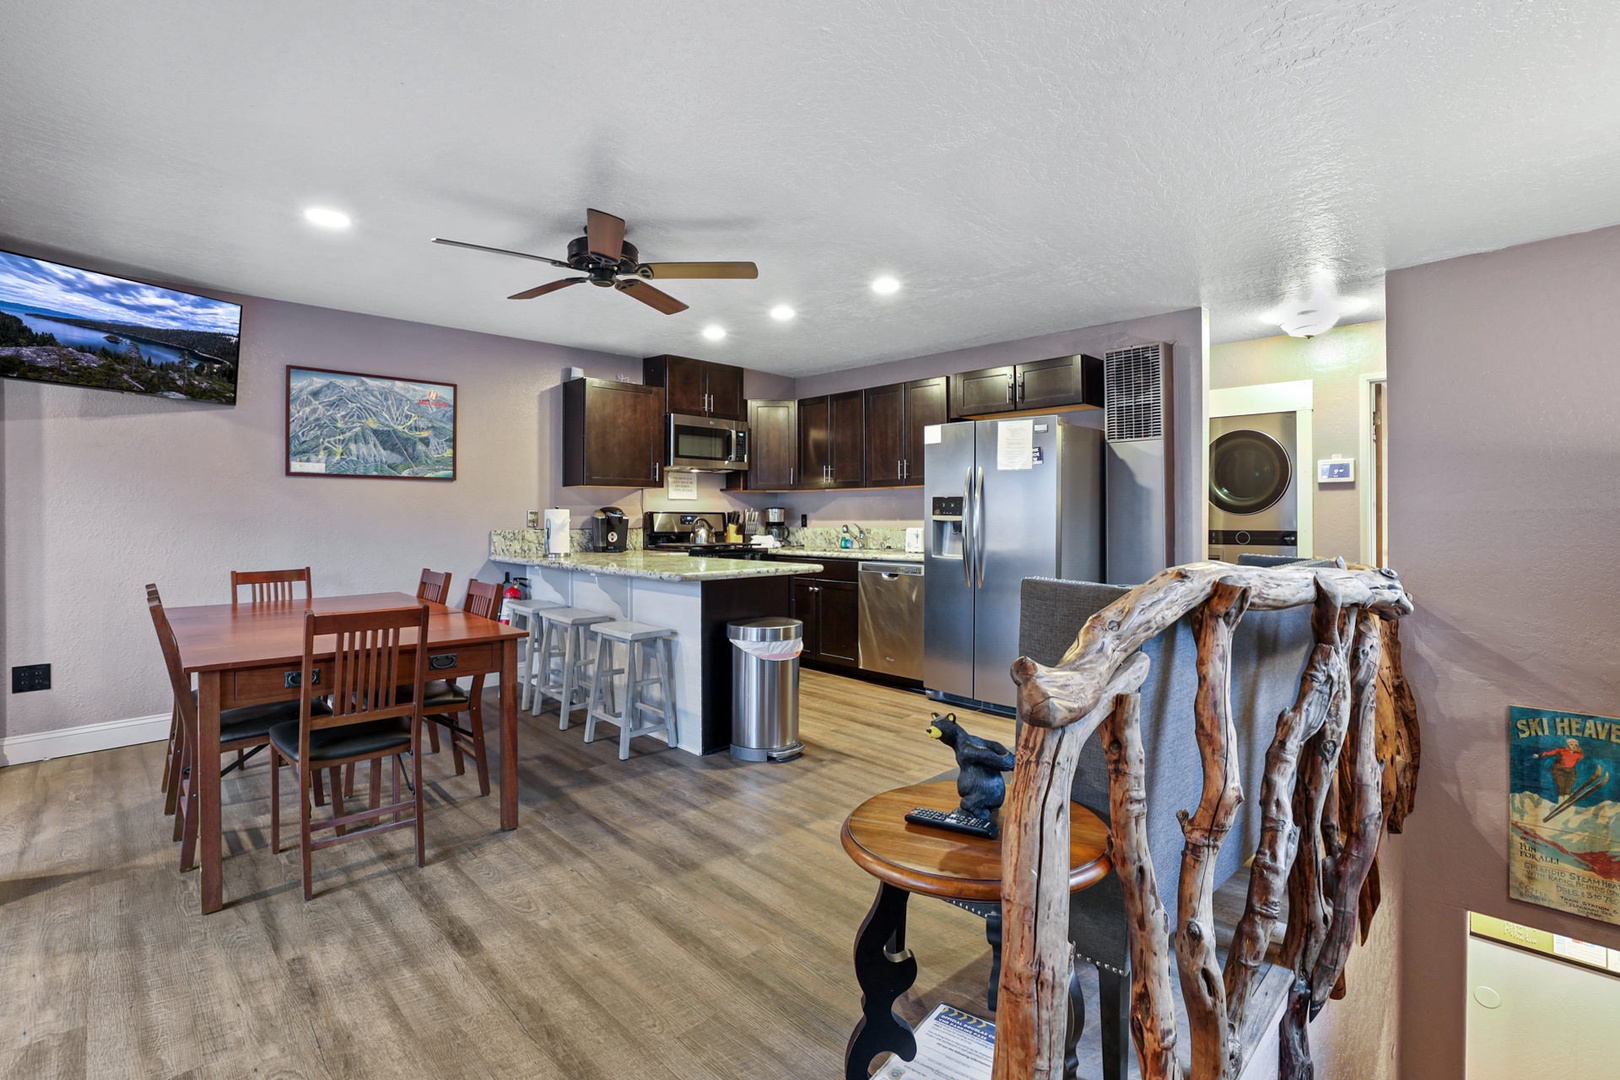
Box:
[643,511,765,559]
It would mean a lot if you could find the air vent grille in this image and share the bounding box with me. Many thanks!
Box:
[1104,344,1164,442]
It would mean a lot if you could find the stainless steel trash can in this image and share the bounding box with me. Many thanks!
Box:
[728,617,804,762]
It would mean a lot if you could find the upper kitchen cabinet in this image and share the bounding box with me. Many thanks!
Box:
[643,354,745,420]
[798,390,864,489]
[562,378,665,487]
[728,398,798,490]
[864,376,948,486]
[948,354,1103,418]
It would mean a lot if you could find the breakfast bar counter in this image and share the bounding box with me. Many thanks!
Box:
[491,533,823,755]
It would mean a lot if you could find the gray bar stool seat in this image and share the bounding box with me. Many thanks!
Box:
[505,597,562,711]
[583,620,677,759]
[533,607,614,728]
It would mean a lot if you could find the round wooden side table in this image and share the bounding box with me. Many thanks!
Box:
[840,780,1110,1080]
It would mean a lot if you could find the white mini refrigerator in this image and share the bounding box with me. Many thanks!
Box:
[922,416,1103,710]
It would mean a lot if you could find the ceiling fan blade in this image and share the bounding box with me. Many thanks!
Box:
[586,208,625,262]
[615,279,688,314]
[636,262,759,280]
[432,237,572,269]
[508,278,586,300]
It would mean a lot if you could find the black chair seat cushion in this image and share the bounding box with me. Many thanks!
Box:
[400,681,471,710]
[268,718,412,764]
[189,694,306,745]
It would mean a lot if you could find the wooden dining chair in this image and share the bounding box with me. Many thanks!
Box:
[344,579,503,798]
[231,567,312,604]
[270,604,430,901]
[416,569,452,605]
[147,583,304,871]
[416,579,502,795]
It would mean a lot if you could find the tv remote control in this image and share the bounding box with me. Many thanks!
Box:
[905,806,999,839]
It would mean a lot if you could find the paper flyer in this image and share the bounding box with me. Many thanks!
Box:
[666,472,698,500]
[996,419,1033,470]
[1508,704,1620,926]
[875,1003,995,1080]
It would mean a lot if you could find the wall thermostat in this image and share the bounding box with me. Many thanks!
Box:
[1317,458,1355,484]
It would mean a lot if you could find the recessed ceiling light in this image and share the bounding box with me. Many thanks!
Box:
[701,324,727,341]
[870,276,900,296]
[303,207,351,230]
[769,305,796,322]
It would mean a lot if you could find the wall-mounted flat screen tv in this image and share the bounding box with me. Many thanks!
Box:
[0,248,242,405]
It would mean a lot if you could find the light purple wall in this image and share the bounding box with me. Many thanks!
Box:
[0,295,635,741]
[1389,223,1620,1077]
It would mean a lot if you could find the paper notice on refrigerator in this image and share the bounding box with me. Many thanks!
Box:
[666,473,698,500]
[996,419,1034,470]
[923,424,943,445]
[874,1003,995,1080]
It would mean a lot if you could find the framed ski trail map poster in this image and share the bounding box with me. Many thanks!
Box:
[286,366,456,480]
[1509,704,1620,925]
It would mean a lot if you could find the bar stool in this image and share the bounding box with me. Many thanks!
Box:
[583,620,677,759]
[505,597,561,711]
[533,607,613,729]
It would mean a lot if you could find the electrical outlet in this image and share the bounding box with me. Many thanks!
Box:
[11,664,51,693]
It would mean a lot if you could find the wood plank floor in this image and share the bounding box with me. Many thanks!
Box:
[0,671,1025,1079]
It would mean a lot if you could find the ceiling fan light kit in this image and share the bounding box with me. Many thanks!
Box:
[433,208,758,316]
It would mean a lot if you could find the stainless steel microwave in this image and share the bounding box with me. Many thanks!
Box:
[667,413,749,471]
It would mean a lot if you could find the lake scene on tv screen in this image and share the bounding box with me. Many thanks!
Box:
[0,250,241,404]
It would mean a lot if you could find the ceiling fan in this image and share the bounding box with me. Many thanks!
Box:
[432,208,758,315]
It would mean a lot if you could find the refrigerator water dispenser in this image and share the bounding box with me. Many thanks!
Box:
[930,496,964,560]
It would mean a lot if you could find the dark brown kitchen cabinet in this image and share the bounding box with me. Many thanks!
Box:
[948,354,1102,418]
[728,398,797,490]
[798,390,864,489]
[783,559,860,670]
[563,378,665,487]
[950,365,1017,417]
[643,354,744,420]
[865,376,948,486]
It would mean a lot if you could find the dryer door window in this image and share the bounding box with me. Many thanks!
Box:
[1210,430,1292,515]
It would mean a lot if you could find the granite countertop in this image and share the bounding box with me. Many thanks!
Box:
[489,549,825,582]
[770,546,924,564]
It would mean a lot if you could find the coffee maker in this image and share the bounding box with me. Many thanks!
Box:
[763,506,790,543]
[592,506,628,552]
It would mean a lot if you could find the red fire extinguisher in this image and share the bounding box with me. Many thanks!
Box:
[498,573,524,625]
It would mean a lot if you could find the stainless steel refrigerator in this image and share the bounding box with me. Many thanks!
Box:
[922,415,1103,710]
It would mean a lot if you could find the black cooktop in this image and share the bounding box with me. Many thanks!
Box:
[648,542,767,558]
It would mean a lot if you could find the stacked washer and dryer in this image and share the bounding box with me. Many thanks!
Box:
[1208,412,1300,562]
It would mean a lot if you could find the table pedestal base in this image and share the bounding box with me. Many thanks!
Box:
[844,882,1084,1080]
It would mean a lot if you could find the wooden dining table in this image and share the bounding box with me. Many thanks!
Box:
[166,591,527,913]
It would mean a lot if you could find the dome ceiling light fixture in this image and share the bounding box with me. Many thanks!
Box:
[1267,286,1370,339]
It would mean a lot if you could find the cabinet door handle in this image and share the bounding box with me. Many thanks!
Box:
[1006,374,1014,402]
[789,466,794,486]
[653,462,660,482]
[1018,374,1026,402]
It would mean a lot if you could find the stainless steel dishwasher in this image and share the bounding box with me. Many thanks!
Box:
[857,561,925,679]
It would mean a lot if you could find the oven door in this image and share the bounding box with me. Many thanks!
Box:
[668,414,748,471]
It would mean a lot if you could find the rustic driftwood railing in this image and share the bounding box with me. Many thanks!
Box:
[991,562,1419,1080]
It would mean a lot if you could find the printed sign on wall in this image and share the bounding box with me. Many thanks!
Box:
[1509,705,1620,926]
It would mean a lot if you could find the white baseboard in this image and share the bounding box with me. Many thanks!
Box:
[1,674,510,767]
[1,712,172,766]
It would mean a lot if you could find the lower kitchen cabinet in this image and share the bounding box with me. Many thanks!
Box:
[776,557,861,670]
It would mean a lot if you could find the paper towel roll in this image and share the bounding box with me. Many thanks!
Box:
[543,508,571,558]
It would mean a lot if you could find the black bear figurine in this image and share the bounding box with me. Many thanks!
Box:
[926,712,1015,819]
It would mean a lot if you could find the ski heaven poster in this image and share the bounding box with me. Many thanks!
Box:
[1509,705,1620,925]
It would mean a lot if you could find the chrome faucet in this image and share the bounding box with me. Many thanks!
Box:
[845,523,867,549]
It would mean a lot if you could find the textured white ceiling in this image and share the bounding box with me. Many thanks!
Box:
[3,2,1619,373]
